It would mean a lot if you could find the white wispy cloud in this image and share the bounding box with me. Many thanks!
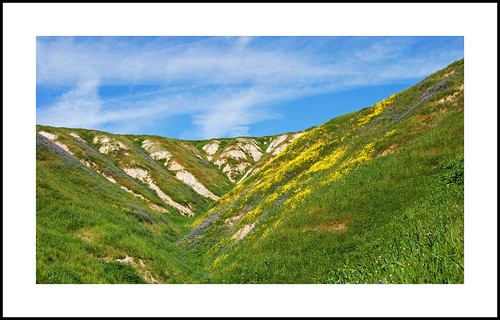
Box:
[36,36,464,138]
[37,78,103,128]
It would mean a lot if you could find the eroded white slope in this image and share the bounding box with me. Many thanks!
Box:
[141,139,219,201]
[123,167,194,217]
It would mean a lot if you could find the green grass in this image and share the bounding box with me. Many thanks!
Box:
[201,109,463,284]
[185,59,464,284]
[36,136,204,283]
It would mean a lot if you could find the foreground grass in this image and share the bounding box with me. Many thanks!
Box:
[191,59,464,284]
[201,109,463,283]
[36,136,204,283]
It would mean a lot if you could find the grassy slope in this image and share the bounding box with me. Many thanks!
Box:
[35,126,227,213]
[181,59,464,284]
[36,123,293,283]
[36,134,203,283]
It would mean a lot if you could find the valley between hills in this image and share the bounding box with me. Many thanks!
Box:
[36,59,464,284]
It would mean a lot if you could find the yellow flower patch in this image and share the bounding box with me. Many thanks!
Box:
[357,94,396,127]
[306,145,347,174]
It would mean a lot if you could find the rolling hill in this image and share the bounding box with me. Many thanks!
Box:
[36,58,464,284]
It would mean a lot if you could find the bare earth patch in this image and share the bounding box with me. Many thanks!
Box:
[443,70,456,78]
[175,170,219,200]
[266,134,288,153]
[231,222,256,241]
[202,141,220,160]
[148,203,170,213]
[115,255,134,264]
[93,135,130,154]
[75,229,94,243]
[220,149,247,160]
[38,131,74,155]
[151,151,173,165]
[211,140,261,182]
[290,132,304,143]
[101,254,162,283]
[55,141,73,155]
[271,143,289,156]
[271,133,302,156]
[165,158,219,200]
[168,160,184,171]
[38,131,57,140]
[222,162,251,182]
[69,132,84,141]
[236,167,254,184]
[378,144,398,158]
[435,83,464,107]
[141,139,173,166]
[123,167,194,216]
[100,172,117,184]
[224,211,246,228]
[120,185,147,200]
[214,158,227,168]
[236,138,263,161]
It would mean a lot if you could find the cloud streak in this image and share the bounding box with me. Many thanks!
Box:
[36,36,464,139]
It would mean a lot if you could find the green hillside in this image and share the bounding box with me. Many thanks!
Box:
[36,122,300,283]
[36,59,464,284]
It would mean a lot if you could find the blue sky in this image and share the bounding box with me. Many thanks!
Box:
[36,36,464,140]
